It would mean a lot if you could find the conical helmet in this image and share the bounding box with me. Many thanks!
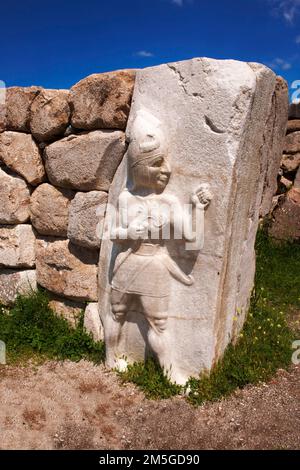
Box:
[127,109,168,168]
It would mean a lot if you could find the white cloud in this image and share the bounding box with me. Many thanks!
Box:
[135,50,154,58]
[271,0,300,24]
[268,57,292,70]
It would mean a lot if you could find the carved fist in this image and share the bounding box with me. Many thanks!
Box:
[191,183,213,209]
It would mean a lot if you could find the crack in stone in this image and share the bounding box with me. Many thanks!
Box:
[204,115,226,134]
[46,263,73,272]
[167,63,206,100]
[167,64,189,94]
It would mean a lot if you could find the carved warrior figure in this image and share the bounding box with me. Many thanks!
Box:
[106,110,212,385]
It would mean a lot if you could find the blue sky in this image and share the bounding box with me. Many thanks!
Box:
[1,0,300,94]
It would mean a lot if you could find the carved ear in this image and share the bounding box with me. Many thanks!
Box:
[139,133,160,153]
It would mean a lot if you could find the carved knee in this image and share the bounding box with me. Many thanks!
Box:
[111,302,127,321]
[151,315,168,334]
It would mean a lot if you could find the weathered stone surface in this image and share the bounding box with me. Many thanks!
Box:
[30,89,70,142]
[36,238,98,301]
[84,303,104,342]
[70,70,135,131]
[0,85,5,133]
[284,131,300,154]
[99,58,286,384]
[0,131,45,185]
[0,269,37,306]
[259,76,289,217]
[48,297,85,328]
[289,102,300,120]
[287,119,300,134]
[281,153,300,172]
[0,225,36,268]
[269,188,300,240]
[5,86,41,132]
[0,168,31,224]
[279,176,293,192]
[0,105,5,133]
[270,194,281,213]
[30,183,75,236]
[68,191,107,249]
[44,130,125,191]
[294,166,300,189]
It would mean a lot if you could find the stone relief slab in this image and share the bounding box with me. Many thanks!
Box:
[98,58,286,384]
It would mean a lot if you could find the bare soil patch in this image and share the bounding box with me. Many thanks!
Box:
[0,361,299,450]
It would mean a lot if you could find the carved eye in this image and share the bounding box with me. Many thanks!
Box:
[151,158,163,167]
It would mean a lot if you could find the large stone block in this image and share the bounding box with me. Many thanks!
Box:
[44,130,125,191]
[30,183,75,236]
[295,167,300,188]
[289,102,300,120]
[48,297,85,328]
[30,89,70,142]
[0,131,45,185]
[259,77,289,217]
[284,131,300,154]
[84,303,104,342]
[287,119,300,134]
[281,153,300,173]
[0,168,31,224]
[98,58,287,384]
[5,86,41,132]
[36,238,98,301]
[70,70,135,131]
[269,188,300,241]
[0,269,37,305]
[0,225,36,268]
[67,191,108,249]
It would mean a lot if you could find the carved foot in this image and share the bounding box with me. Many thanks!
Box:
[114,358,128,372]
[166,368,189,386]
[105,355,128,372]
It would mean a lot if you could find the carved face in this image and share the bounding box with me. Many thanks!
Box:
[133,154,171,192]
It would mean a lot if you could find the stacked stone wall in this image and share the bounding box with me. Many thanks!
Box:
[268,101,300,241]
[0,70,135,336]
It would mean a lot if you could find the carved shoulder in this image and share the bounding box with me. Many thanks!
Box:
[118,188,131,207]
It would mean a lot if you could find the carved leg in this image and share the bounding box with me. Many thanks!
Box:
[105,289,130,371]
[140,295,187,385]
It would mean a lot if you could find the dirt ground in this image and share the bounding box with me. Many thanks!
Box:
[0,360,299,450]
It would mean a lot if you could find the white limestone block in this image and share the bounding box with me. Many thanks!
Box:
[0,225,36,268]
[0,269,37,305]
[84,303,104,342]
[98,58,287,384]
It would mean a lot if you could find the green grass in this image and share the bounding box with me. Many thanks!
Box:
[0,231,299,405]
[118,356,182,399]
[120,230,300,403]
[0,289,105,364]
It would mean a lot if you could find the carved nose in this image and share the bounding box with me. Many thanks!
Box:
[161,161,171,175]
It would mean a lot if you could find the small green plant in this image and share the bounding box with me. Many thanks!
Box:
[0,230,298,405]
[119,357,182,399]
[119,230,299,403]
[0,289,105,364]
